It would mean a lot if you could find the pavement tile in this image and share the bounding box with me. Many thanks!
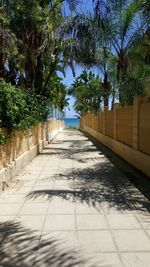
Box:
[0,217,15,243]
[6,186,33,194]
[19,203,49,215]
[54,180,74,186]
[76,214,108,230]
[25,197,50,203]
[18,175,39,181]
[33,251,77,267]
[0,130,150,267]
[47,198,75,214]
[113,230,150,251]
[15,215,45,230]
[0,231,40,266]
[77,252,123,267]
[41,167,59,172]
[146,230,150,237]
[40,231,76,251]
[101,202,126,214]
[0,203,22,215]
[0,252,36,266]
[135,214,150,229]
[18,180,36,186]
[52,185,75,191]
[0,194,26,203]
[2,230,40,250]
[34,179,55,185]
[121,253,150,267]
[43,214,75,231]
[39,171,59,176]
[77,230,116,252]
[75,203,102,214]
[32,185,54,191]
[106,214,141,229]
[0,216,15,223]
[37,176,57,181]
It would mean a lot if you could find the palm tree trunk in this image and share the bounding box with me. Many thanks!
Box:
[0,36,4,78]
[42,62,56,93]
[117,49,127,102]
[103,71,109,106]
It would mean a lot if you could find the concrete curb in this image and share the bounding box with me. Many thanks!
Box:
[0,143,41,191]
[0,129,64,191]
[48,128,64,143]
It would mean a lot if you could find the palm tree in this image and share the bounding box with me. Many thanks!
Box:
[70,70,103,115]
[67,13,112,106]
[141,0,150,23]
[0,4,17,79]
[93,0,146,93]
[1,0,80,90]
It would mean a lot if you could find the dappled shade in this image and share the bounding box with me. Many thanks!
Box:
[27,131,150,213]
[0,221,85,267]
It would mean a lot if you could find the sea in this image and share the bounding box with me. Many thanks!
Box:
[64,118,80,128]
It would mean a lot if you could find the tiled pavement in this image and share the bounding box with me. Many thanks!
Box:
[0,130,150,267]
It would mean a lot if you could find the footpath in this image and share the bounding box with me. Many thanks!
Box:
[0,130,150,267]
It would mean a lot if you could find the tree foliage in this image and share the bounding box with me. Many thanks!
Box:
[0,0,150,134]
[70,0,150,105]
[0,0,79,136]
[0,79,50,130]
[1,0,71,91]
[70,71,103,115]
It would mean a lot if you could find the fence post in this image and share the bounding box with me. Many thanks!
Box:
[89,113,91,128]
[94,113,96,130]
[85,112,89,126]
[103,107,107,135]
[85,113,87,128]
[113,103,120,140]
[84,115,86,130]
[96,112,98,132]
[132,96,144,150]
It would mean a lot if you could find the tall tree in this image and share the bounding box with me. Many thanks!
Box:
[0,3,17,79]
[1,0,80,91]
[70,70,103,115]
[94,0,145,90]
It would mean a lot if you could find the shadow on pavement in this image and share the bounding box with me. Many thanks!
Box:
[0,221,92,267]
[39,130,150,203]
[84,132,150,201]
[27,162,150,213]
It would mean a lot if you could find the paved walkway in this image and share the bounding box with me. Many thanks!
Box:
[0,130,150,267]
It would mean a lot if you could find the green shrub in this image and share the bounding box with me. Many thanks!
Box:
[0,79,50,130]
[120,76,144,105]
